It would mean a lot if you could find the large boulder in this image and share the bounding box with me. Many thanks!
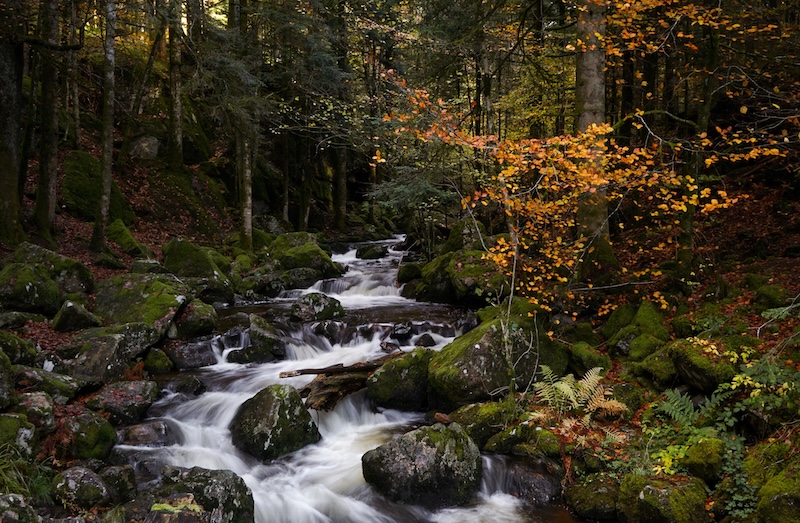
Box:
[53,466,112,510]
[0,331,37,365]
[228,384,321,461]
[448,400,516,449]
[61,150,134,224]
[366,347,433,411]
[0,413,37,458]
[117,419,180,447]
[51,300,102,332]
[0,263,61,315]
[7,242,94,297]
[94,273,191,336]
[14,366,80,404]
[162,239,234,304]
[172,299,218,339]
[361,422,481,508]
[163,338,218,370]
[16,392,56,435]
[85,380,160,425]
[270,233,342,278]
[0,494,41,523]
[290,292,345,322]
[607,301,670,357]
[668,339,736,394]
[616,474,709,523]
[227,315,285,364]
[566,473,620,521]
[440,219,487,255]
[55,404,117,461]
[415,250,509,307]
[61,323,161,383]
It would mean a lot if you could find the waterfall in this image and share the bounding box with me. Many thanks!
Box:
[123,237,578,523]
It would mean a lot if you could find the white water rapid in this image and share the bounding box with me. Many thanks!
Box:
[121,237,579,523]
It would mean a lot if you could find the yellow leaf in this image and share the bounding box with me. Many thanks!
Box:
[740,105,748,114]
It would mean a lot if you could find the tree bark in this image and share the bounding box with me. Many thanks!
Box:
[168,0,183,168]
[240,132,253,250]
[90,0,116,252]
[67,0,81,149]
[0,36,25,246]
[575,0,618,283]
[32,0,60,242]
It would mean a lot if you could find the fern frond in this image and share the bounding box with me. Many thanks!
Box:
[576,367,604,405]
[658,389,698,425]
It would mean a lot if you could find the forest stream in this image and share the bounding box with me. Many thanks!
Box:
[115,237,580,523]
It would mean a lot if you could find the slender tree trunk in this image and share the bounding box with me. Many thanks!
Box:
[333,147,347,229]
[168,0,183,168]
[33,0,60,242]
[68,0,81,149]
[0,37,25,246]
[575,0,618,282]
[239,132,253,250]
[281,131,290,223]
[186,0,203,47]
[90,0,116,252]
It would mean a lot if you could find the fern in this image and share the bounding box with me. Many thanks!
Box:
[534,365,626,420]
[657,389,699,425]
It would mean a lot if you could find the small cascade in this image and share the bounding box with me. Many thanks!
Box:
[124,237,578,523]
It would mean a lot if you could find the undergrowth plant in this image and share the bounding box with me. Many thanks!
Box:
[533,365,627,423]
[0,443,53,506]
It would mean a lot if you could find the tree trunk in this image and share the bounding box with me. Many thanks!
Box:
[186,0,204,47]
[168,0,183,168]
[33,0,60,242]
[240,132,253,250]
[281,131,290,223]
[68,0,81,149]
[575,0,618,283]
[90,0,116,252]
[0,37,25,246]
[333,146,347,229]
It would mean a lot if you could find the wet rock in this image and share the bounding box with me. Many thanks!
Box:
[449,400,515,449]
[290,292,345,322]
[566,473,620,520]
[0,494,41,523]
[167,375,206,396]
[229,384,321,461]
[14,366,81,404]
[366,348,433,411]
[506,458,563,505]
[362,422,481,508]
[271,233,342,279]
[85,380,159,425]
[0,331,37,365]
[391,322,414,341]
[280,267,322,290]
[427,320,513,411]
[100,464,137,504]
[53,466,112,509]
[355,244,388,259]
[312,320,349,345]
[164,339,218,370]
[414,250,509,307]
[397,263,421,284]
[16,391,56,434]
[94,273,192,336]
[172,300,218,339]
[227,315,285,364]
[57,404,116,461]
[51,300,102,332]
[144,348,174,374]
[616,474,709,523]
[61,323,161,383]
[415,333,436,347]
[117,420,180,447]
[142,466,255,523]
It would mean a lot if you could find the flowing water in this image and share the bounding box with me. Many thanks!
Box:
[120,237,580,523]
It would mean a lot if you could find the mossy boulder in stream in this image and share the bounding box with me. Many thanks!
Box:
[57,405,116,461]
[172,299,218,339]
[415,250,508,307]
[566,473,620,521]
[290,292,345,322]
[227,314,286,364]
[366,347,433,411]
[229,384,321,461]
[448,399,516,449]
[616,474,709,523]
[361,422,481,508]
[270,232,342,278]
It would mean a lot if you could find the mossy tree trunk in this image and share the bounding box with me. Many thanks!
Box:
[0,35,25,246]
[90,0,116,252]
[67,0,81,149]
[32,0,60,243]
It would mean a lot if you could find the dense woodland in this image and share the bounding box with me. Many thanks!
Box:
[2,0,800,521]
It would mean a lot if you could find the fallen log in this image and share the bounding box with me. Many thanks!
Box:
[279,351,403,378]
[285,351,405,411]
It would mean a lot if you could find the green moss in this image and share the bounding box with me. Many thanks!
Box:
[0,331,37,365]
[600,302,637,339]
[740,273,767,291]
[680,437,724,485]
[106,219,151,257]
[628,334,665,362]
[756,467,800,523]
[671,315,697,338]
[449,399,516,448]
[634,348,678,388]
[668,339,735,394]
[144,348,173,374]
[62,151,134,224]
[485,423,560,458]
[276,242,341,277]
[744,441,795,489]
[0,263,61,315]
[569,341,612,376]
[397,263,422,284]
[163,239,229,282]
[753,285,787,311]
[617,474,709,523]
[440,220,487,255]
[566,473,620,521]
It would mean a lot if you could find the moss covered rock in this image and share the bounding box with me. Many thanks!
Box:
[361,422,481,508]
[270,233,341,279]
[566,473,620,521]
[756,462,800,523]
[58,404,117,461]
[227,314,285,364]
[61,323,160,383]
[1,331,36,366]
[0,263,61,315]
[0,349,16,410]
[53,466,111,509]
[609,301,670,357]
[85,380,159,425]
[397,263,422,284]
[9,242,94,297]
[628,333,666,362]
[366,348,433,411]
[51,300,102,332]
[448,400,516,448]
[94,273,191,336]
[290,292,345,322]
[107,219,153,258]
[680,437,724,486]
[143,348,174,374]
[229,384,321,461]
[617,474,710,523]
[62,150,134,224]
[16,391,55,435]
[440,219,487,255]
[0,413,36,458]
[0,494,41,523]
[13,366,80,404]
[600,302,637,339]
[569,341,612,376]
[173,299,218,339]
[668,339,735,394]
[416,250,508,306]
[485,422,561,458]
